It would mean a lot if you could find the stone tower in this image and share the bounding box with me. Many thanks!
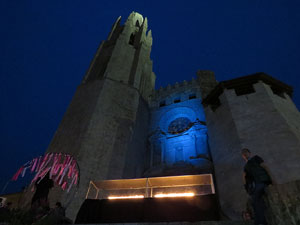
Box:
[46,12,155,218]
[199,72,300,219]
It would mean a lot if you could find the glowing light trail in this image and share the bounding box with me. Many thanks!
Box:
[154,192,195,198]
[108,195,145,199]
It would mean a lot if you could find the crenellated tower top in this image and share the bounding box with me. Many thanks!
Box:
[150,70,217,108]
[107,12,153,49]
[82,12,155,101]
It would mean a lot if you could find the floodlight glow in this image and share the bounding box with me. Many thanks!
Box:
[108,195,144,199]
[154,192,195,198]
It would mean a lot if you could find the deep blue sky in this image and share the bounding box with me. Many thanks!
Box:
[1,0,300,194]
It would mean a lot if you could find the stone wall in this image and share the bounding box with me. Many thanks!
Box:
[265,180,300,225]
[150,77,201,108]
[224,82,300,184]
[46,78,147,220]
[201,74,300,220]
[203,91,247,220]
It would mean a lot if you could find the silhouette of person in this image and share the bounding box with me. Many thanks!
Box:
[31,173,54,209]
[242,148,272,225]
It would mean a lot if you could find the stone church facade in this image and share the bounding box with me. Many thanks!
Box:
[44,12,300,222]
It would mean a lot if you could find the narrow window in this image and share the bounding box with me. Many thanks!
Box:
[174,98,181,103]
[159,100,166,107]
[129,33,135,45]
[135,20,140,27]
[189,94,196,99]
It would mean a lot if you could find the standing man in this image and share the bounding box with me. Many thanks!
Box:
[31,173,54,210]
[241,148,272,225]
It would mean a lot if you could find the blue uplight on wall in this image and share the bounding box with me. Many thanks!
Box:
[147,94,210,175]
[168,117,192,134]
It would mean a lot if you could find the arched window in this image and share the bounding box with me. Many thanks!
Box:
[135,20,140,27]
[129,33,135,45]
[168,117,192,134]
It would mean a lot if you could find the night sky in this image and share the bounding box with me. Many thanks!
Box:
[1,0,300,194]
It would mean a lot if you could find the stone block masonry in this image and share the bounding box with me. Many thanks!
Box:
[265,180,300,225]
[200,73,300,220]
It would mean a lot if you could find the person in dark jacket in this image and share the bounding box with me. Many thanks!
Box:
[31,173,54,210]
[241,148,272,225]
